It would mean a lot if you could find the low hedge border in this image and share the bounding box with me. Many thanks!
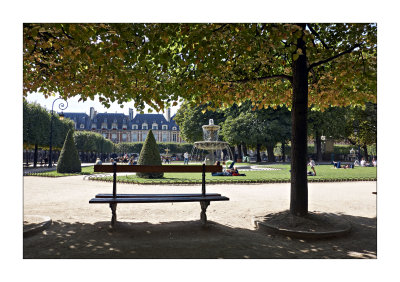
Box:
[86,176,377,185]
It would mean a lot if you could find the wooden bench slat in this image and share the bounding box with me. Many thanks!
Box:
[89,195,229,204]
[95,193,222,198]
[93,164,223,173]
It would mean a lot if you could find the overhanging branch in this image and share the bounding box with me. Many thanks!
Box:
[308,43,361,72]
[228,74,293,85]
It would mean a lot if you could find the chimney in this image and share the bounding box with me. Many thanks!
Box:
[166,108,171,122]
[129,108,135,120]
[90,107,95,120]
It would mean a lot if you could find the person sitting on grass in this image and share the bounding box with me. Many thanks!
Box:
[308,158,317,176]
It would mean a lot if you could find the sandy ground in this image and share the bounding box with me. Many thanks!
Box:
[23,176,377,258]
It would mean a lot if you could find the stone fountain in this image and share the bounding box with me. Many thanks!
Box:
[191,119,233,165]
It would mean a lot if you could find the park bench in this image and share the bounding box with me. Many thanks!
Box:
[89,163,229,227]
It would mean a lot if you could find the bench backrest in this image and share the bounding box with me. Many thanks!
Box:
[94,164,223,173]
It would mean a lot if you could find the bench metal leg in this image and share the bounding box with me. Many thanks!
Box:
[200,201,210,225]
[109,203,117,227]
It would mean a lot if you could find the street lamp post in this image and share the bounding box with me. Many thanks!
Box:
[48,98,68,168]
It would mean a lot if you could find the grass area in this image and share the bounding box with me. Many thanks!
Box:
[25,166,98,177]
[89,164,377,184]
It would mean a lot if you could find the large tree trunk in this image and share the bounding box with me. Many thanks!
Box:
[290,24,309,217]
[266,145,275,162]
[256,144,261,162]
[242,143,248,157]
[237,144,243,160]
[315,130,322,162]
[362,144,368,160]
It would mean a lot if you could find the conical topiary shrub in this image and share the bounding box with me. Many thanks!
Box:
[57,129,81,173]
[137,130,163,178]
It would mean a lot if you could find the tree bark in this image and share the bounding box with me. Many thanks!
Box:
[266,145,275,162]
[255,144,261,162]
[290,24,309,217]
[242,143,248,157]
[363,144,368,160]
[33,144,38,168]
[237,144,243,160]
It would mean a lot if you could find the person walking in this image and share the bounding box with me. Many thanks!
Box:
[184,152,189,165]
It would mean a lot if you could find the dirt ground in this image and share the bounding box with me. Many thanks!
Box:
[23,176,377,259]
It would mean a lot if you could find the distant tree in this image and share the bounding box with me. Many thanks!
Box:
[174,101,225,143]
[344,103,377,158]
[57,129,81,173]
[308,106,347,161]
[137,130,163,178]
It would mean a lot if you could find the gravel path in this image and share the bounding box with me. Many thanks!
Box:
[23,175,376,259]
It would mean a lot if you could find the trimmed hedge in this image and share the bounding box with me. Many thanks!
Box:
[137,130,163,179]
[57,129,81,173]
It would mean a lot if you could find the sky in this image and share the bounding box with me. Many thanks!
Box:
[25,92,180,116]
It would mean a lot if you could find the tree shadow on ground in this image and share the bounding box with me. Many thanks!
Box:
[23,214,376,259]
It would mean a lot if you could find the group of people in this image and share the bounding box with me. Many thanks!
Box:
[359,157,377,167]
[211,161,246,177]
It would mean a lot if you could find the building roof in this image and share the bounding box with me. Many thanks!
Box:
[63,111,179,131]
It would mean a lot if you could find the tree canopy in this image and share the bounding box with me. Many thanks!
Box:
[24,23,376,111]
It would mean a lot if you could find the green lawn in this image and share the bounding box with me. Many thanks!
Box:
[25,164,377,183]
[25,165,98,177]
[88,164,376,184]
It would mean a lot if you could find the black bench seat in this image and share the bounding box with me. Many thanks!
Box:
[90,195,229,204]
[89,164,229,227]
[94,193,222,198]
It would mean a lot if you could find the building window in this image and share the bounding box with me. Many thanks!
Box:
[80,124,85,129]
[152,123,158,130]
[162,125,168,130]
[102,133,107,139]
[131,133,138,142]
[132,124,138,130]
[162,132,167,142]
[172,133,177,142]
[142,123,148,130]
[101,122,107,130]
[154,133,158,141]
[91,124,97,130]
[122,133,127,142]
[111,133,117,141]
[142,132,147,141]
[172,126,177,130]
[112,123,118,130]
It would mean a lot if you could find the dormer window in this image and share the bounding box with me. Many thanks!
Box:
[112,123,118,130]
[122,125,127,130]
[172,126,177,130]
[132,124,138,130]
[91,124,97,130]
[162,125,168,130]
[142,123,148,130]
[101,122,108,130]
[152,123,158,130]
[80,124,85,129]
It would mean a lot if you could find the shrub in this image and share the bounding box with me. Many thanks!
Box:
[137,130,163,178]
[57,129,81,173]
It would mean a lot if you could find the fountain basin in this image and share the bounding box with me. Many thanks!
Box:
[194,141,231,150]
